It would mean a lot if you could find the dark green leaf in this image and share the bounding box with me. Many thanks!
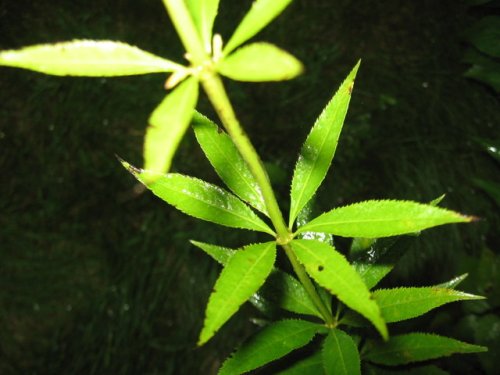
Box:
[218,319,322,375]
[291,239,387,339]
[289,62,359,225]
[0,40,184,76]
[122,165,275,235]
[218,42,303,81]
[199,242,276,345]
[464,16,500,58]
[365,363,449,375]
[296,200,473,238]
[144,76,198,174]
[363,333,487,366]
[223,0,293,54]
[322,329,361,375]
[192,112,268,215]
[276,351,323,375]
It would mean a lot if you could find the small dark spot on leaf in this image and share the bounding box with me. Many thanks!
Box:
[318,265,324,272]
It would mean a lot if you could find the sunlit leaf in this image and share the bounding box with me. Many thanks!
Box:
[296,200,473,238]
[122,164,275,235]
[276,352,323,375]
[363,333,487,366]
[199,242,276,345]
[185,0,220,53]
[223,0,293,54]
[322,329,361,375]
[373,287,483,323]
[192,112,268,215]
[219,319,323,375]
[0,40,184,76]
[218,42,303,82]
[143,76,198,174]
[289,62,359,225]
[291,239,387,339]
[190,240,322,318]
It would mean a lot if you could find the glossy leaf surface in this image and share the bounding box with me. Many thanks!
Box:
[218,42,303,82]
[219,319,322,375]
[144,76,198,174]
[345,287,483,325]
[223,0,293,54]
[191,240,321,318]
[434,273,468,289]
[291,239,387,339]
[185,0,220,53]
[123,165,274,235]
[364,333,487,366]
[199,242,276,345]
[276,352,323,375]
[297,200,472,238]
[0,40,183,76]
[289,62,359,225]
[192,112,267,215]
[322,329,361,375]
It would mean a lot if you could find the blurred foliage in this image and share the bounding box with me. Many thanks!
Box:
[0,0,499,374]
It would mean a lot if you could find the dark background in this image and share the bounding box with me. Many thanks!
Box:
[0,0,499,374]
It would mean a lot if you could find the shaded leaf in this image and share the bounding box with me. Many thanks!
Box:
[185,0,220,53]
[122,164,274,235]
[322,329,361,375]
[373,287,483,323]
[144,76,198,174]
[276,351,323,375]
[192,112,267,215]
[289,62,359,225]
[190,240,235,265]
[363,333,487,366]
[218,42,303,82]
[435,274,468,289]
[218,319,322,375]
[0,40,183,76]
[296,200,334,246]
[223,0,293,54]
[191,240,322,318]
[464,16,500,58]
[365,363,449,375]
[199,242,276,345]
[296,200,473,238]
[291,239,387,339]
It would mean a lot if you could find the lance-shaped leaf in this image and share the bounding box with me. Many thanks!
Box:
[122,164,274,235]
[199,242,276,345]
[276,352,323,375]
[191,240,322,318]
[291,239,388,339]
[143,76,198,174]
[0,40,184,76]
[289,63,359,225]
[218,319,323,375]
[373,287,483,323]
[218,42,303,82]
[343,287,483,326]
[223,0,293,55]
[322,329,361,375]
[185,0,220,53]
[434,273,468,289]
[192,112,268,215]
[363,333,487,366]
[296,200,473,238]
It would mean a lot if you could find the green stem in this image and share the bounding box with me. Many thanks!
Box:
[163,0,335,327]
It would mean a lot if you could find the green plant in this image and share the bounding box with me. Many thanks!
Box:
[0,0,488,373]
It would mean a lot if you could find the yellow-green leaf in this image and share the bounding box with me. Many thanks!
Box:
[291,239,388,340]
[218,42,303,82]
[185,0,220,53]
[296,200,473,238]
[143,76,198,174]
[0,40,184,76]
[198,242,276,345]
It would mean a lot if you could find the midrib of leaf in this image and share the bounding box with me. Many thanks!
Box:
[209,243,273,328]
[377,291,479,309]
[253,323,318,353]
[332,332,349,374]
[204,129,266,214]
[158,177,272,234]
